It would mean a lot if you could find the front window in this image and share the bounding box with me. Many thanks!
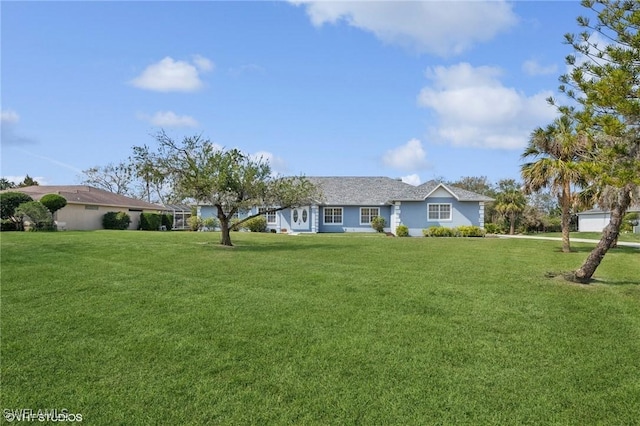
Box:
[258,207,277,224]
[428,204,451,221]
[323,207,343,224]
[360,207,380,225]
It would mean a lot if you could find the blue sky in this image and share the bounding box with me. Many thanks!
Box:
[2,1,586,187]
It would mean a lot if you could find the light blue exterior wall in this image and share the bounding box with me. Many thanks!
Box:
[317,205,392,233]
[279,208,293,232]
[198,206,253,220]
[199,205,292,232]
[399,197,481,236]
[197,198,482,235]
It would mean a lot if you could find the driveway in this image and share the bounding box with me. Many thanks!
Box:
[496,234,640,248]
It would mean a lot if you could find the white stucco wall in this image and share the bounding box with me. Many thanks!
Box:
[578,213,611,232]
[56,204,155,230]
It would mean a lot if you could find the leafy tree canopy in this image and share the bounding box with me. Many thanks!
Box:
[553,0,640,281]
[0,178,16,190]
[143,131,322,246]
[0,192,33,220]
[15,201,53,230]
[40,194,68,214]
[18,175,39,187]
[81,162,135,196]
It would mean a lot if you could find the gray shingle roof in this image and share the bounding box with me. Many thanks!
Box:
[414,181,494,202]
[307,177,493,205]
[578,205,640,215]
[8,185,164,210]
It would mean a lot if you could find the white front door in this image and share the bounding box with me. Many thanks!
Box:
[291,206,310,231]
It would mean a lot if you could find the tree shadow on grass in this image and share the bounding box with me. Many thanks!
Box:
[554,245,640,254]
[198,240,341,253]
[545,271,640,286]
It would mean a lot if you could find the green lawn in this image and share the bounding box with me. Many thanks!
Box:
[1,231,639,425]
[527,231,640,243]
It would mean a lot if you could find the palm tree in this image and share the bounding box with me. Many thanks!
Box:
[494,179,527,235]
[521,115,588,253]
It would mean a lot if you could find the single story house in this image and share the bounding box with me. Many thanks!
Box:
[8,185,164,230]
[577,204,640,233]
[198,176,493,236]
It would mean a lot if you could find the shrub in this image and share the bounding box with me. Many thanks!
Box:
[187,216,203,231]
[162,214,173,231]
[230,217,243,231]
[1,218,18,231]
[457,225,486,237]
[140,213,173,231]
[371,216,386,233]
[483,223,502,234]
[0,192,33,220]
[102,211,131,230]
[423,226,456,237]
[396,224,409,237]
[244,216,268,232]
[140,213,164,231]
[543,216,562,233]
[202,217,218,231]
[622,212,639,233]
[15,201,54,231]
[39,194,67,215]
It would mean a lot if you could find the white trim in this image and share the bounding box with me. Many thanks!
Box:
[323,207,343,225]
[390,202,401,233]
[359,207,380,225]
[311,205,319,233]
[423,183,459,201]
[291,206,310,231]
[258,207,277,225]
[427,203,452,221]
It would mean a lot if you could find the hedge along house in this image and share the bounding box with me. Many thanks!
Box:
[197,177,493,236]
[12,185,164,230]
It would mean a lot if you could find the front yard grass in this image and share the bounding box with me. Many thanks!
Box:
[529,231,640,243]
[1,231,639,424]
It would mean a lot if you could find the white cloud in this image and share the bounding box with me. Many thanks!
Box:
[1,109,20,124]
[228,64,266,77]
[522,59,558,76]
[417,63,557,150]
[1,109,37,146]
[139,111,199,127]
[289,1,517,56]
[383,139,429,171]
[252,151,288,174]
[4,175,48,185]
[130,56,214,92]
[192,54,214,72]
[401,174,421,186]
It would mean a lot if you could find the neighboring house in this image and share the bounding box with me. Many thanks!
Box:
[6,185,164,230]
[163,204,193,230]
[198,176,493,236]
[577,205,640,233]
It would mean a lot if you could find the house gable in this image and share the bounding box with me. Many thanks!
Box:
[423,184,458,200]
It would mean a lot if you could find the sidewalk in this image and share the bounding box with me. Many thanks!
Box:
[495,234,640,248]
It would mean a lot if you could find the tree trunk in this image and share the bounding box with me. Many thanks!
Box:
[572,187,632,283]
[219,219,233,246]
[509,213,516,235]
[560,182,571,253]
[215,205,234,246]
